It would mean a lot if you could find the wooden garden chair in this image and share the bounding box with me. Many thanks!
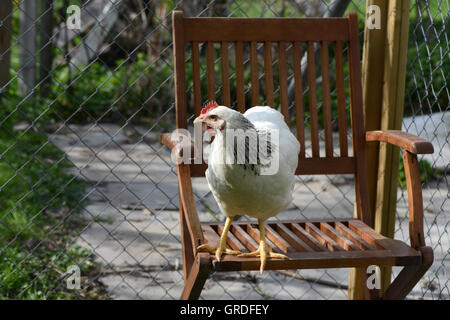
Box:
[160,11,434,300]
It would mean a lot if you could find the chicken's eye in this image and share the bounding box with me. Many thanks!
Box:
[209,115,218,121]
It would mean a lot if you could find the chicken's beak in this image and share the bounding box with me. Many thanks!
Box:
[193,114,205,125]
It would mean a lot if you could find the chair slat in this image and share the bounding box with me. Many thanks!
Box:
[347,220,386,250]
[273,223,314,252]
[202,225,220,246]
[235,41,245,112]
[192,42,201,116]
[265,224,294,253]
[293,42,305,158]
[250,41,260,106]
[246,224,281,254]
[217,223,247,252]
[307,42,320,157]
[212,249,420,272]
[205,217,355,227]
[305,222,344,251]
[290,223,327,251]
[320,222,359,251]
[321,41,333,157]
[206,41,215,101]
[192,156,356,177]
[183,18,351,42]
[348,220,422,255]
[335,40,348,157]
[221,41,231,107]
[231,224,259,251]
[264,42,274,107]
[278,41,289,121]
[334,221,375,250]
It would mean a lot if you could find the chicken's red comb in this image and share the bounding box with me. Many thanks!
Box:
[201,100,219,114]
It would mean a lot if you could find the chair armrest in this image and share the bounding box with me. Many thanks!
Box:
[366,130,434,154]
[160,132,194,151]
[160,133,177,150]
[160,133,204,251]
[160,132,196,159]
[177,163,205,252]
[366,130,431,248]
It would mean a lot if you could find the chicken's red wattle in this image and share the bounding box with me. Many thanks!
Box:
[206,125,216,135]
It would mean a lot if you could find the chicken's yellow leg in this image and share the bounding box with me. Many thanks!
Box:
[197,216,241,261]
[238,219,288,274]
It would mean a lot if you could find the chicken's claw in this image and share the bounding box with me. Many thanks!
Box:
[197,243,241,262]
[238,242,288,274]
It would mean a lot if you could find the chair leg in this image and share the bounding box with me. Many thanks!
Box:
[382,246,433,300]
[364,274,380,300]
[180,252,211,300]
[179,204,195,284]
[348,268,380,300]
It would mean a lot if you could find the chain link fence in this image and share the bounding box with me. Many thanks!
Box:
[0,0,447,299]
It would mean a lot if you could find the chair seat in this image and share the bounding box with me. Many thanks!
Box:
[201,219,421,272]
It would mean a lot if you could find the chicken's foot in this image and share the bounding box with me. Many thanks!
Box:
[197,216,241,261]
[238,219,288,274]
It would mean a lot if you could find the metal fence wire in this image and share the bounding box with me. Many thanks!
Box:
[0,0,448,300]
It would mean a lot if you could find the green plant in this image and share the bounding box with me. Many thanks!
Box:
[0,126,107,299]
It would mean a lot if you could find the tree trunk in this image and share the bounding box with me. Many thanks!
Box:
[180,0,213,17]
[71,0,122,67]
[18,0,37,97]
[39,0,54,98]
[0,1,12,95]
[212,0,230,16]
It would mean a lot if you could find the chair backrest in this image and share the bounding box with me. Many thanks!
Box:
[172,11,371,224]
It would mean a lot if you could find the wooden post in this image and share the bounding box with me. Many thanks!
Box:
[348,0,387,300]
[349,0,411,298]
[0,1,12,94]
[362,0,388,233]
[375,0,411,293]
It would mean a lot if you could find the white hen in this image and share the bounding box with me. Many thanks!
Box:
[194,101,300,273]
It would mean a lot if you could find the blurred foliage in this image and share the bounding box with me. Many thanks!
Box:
[398,157,444,190]
[2,1,447,128]
[405,18,449,115]
[50,52,174,123]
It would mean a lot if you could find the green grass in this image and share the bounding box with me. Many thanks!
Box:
[0,128,106,299]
